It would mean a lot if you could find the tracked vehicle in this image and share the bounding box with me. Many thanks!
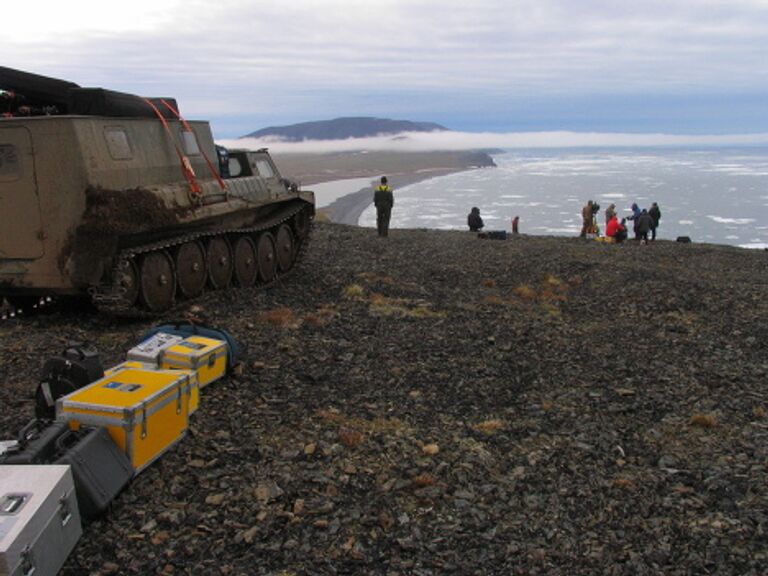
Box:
[0,67,314,314]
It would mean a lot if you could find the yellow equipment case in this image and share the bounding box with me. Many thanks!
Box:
[159,336,227,388]
[104,361,200,415]
[56,367,190,474]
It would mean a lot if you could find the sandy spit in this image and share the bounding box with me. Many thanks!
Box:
[273,150,496,225]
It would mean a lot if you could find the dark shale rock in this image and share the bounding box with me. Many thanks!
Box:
[1,222,767,575]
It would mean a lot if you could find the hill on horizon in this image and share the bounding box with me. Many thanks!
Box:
[242,116,448,141]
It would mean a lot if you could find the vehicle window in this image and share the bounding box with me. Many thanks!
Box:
[228,157,243,177]
[255,159,274,178]
[181,130,200,156]
[104,128,133,160]
[0,145,21,181]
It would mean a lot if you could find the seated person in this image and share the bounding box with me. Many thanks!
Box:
[468,207,484,232]
[605,215,627,243]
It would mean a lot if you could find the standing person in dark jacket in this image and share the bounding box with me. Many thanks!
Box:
[374,176,394,237]
[648,202,662,241]
[468,207,484,232]
[627,202,642,240]
[636,209,654,244]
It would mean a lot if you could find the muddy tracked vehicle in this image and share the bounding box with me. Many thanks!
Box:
[0,67,314,314]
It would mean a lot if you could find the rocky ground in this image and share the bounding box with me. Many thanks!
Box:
[1,223,767,575]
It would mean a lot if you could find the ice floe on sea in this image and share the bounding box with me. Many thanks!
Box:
[706,216,755,225]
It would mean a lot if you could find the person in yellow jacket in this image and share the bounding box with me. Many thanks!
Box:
[373,176,394,237]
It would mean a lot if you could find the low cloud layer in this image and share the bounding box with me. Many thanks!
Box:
[220,130,768,153]
[3,0,767,137]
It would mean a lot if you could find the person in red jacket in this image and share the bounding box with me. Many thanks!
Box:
[605,215,627,243]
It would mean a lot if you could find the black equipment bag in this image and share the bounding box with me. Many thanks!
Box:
[0,66,79,111]
[478,230,508,240]
[2,419,70,465]
[35,345,104,420]
[54,427,133,521]
[676,236,692,243]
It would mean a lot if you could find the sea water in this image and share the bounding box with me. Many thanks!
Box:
[359,148,768,249]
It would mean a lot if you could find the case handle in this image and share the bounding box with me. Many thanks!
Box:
[59,492,72,526]
[54,427,84,454]
[16,419,42,445]
[141,405,148,439]
[21,544,35,576]
[0,493,28,515]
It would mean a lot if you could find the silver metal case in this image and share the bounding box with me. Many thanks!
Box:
[0,465,82,576]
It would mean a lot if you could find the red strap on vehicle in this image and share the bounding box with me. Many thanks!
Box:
[142,98,202,199]
[159,99,227,191]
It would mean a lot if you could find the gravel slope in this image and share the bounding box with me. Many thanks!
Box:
[1,223,766,575]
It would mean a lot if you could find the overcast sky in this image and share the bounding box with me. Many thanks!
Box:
[3,0,767,144]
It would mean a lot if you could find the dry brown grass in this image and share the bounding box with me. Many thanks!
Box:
[613,477,635,490]
[690,414,717,428]
[473,419,505,435]
[483,279,497,288]
[258,308,300,328]
[338,428,365,448]
[412,473,437,488]
[512,276,570,307]
[514,284,538,300]
[357,272,395,285]
[303,305,337,327]
[313,210,331,223]
[317,410,409,438]
[753,406,766,419]
[482,294,505,305]
[368,293,445,319]
[343,284,366,300]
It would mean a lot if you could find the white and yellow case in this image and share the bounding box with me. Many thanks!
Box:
[127,332,184,365]
[159,336,227,388]
[56,367,190,475]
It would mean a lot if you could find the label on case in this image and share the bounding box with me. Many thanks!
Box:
[178,341,206,350]
[103,381,142,393]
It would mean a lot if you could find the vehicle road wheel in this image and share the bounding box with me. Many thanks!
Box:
[233,236,257,287]
[175,241,207,299]
[206,237,233,289]
[139,251,176,312]
[256,232,277,283]
[118,259,140,307]
[275,224,295,273]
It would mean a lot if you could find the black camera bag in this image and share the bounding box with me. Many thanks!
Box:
[35,345,104,420]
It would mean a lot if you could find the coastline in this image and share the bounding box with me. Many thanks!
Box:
[273,150,496,226]
[320,167,475,225]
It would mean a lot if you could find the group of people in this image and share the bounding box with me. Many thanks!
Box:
[373,177,661,244]
[373,177,521,238]
[597,201,662,244]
